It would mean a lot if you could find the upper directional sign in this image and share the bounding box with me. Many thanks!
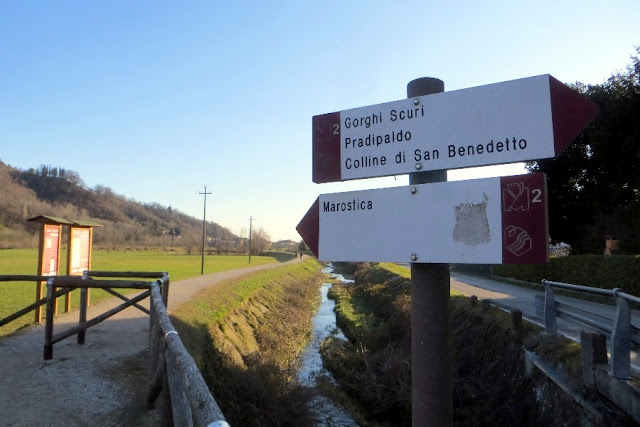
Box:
[297,173,548,264]
[312,74,598,183]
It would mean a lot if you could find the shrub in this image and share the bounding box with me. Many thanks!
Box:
[493,255,640,294]
[323,263,412,425]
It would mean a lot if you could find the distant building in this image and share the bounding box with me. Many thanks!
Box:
[273,240,298,251]
[604,235,619,255]
[549,241,571,257]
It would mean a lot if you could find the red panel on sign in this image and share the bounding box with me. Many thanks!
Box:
[312,112,341,183]
[500,174,548,264]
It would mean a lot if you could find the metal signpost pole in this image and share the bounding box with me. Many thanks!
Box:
[407,77,451,426]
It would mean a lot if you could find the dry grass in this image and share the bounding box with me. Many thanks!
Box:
[171,257,325,426]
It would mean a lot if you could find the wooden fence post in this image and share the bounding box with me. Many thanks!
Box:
[160,338,173,426]
[543,283,558,334]
[580,331,607,395]
[44,279,55,360]
[166,347,192,425]
[78,287,88,344]
[162,276,170,307]
[147,291,163,408]
[511,309,523,330]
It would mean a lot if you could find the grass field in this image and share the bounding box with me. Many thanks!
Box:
[0,248,286,337]
[379,262,465,296]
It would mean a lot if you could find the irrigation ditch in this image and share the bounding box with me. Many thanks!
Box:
[324,262,640,426]
[297,263,357,425]
[172,257,357,425]
[170,258,640,425]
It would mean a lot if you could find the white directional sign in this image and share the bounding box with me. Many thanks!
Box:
[297,173,548,264]
[312,74,598,183]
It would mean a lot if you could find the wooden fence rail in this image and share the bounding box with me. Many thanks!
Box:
[35,271,228,426]
[147,279,229,426]
[42,276,153,359]
[0,275,74,328]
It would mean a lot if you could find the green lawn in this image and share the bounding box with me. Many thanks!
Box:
[92,249,278,281]
[380,262,467,296]
[0,248,284,338]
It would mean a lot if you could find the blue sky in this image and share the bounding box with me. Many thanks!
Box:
[1,1,638,241]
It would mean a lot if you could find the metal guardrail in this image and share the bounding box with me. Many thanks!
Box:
[539,279,640,379]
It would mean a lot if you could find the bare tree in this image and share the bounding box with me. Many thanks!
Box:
[251,226,272,255]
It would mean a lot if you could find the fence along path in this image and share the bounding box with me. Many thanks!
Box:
[0,257,303,426]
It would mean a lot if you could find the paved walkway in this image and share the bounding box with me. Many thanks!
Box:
[0,256,304,426]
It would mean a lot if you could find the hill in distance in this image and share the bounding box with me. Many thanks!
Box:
[0,160,238,250]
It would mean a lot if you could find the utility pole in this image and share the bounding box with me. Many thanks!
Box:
[407,77,451,427]
[248,216,253,264]
[199,185,212,275]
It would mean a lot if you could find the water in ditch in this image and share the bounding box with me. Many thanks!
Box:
[298,263,358,426]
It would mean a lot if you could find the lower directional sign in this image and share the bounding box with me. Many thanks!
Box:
[297,173,547,264]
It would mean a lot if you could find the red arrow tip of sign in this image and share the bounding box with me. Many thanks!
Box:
[549,75,599,154]
[296,198,320,258]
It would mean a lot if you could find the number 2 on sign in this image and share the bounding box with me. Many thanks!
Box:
[532,189,542,203]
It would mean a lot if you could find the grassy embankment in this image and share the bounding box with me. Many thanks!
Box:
[323,262,552,426]
[0,248,286,337]
[171,256,325,425]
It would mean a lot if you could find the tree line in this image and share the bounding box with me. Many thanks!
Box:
[528,48,640,254]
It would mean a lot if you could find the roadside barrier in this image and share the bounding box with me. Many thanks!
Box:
[537,279,640,379]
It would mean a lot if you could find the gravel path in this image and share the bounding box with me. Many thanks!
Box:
[0,257,303,426]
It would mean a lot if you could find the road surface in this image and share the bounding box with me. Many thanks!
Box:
[451,271,640,368]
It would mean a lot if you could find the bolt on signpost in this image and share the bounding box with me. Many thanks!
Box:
[299,74,598,426]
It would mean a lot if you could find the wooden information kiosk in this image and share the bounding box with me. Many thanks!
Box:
[28,216,101,322]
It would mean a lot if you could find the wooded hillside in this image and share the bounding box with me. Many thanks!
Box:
[0,161,237,249]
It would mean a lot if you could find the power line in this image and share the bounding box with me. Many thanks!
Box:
[199,185,212,275]
[248,216,253,264]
